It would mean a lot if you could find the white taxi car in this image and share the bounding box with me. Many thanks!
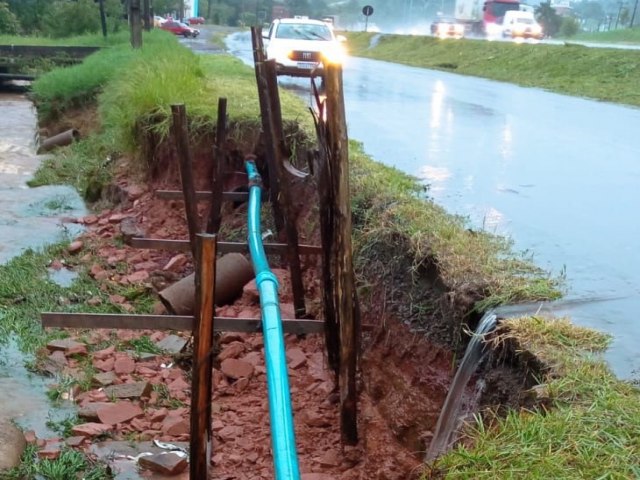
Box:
[263,17,346,77]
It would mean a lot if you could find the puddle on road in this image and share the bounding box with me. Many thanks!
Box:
[0,93,86,436]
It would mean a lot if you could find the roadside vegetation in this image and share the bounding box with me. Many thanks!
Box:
[344,32,640,107]
[429,317,640,479]
[573,27,640,44]
[4,20,638,480]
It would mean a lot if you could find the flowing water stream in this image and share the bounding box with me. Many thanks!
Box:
[0,93,86,436]
[426,312,498,461]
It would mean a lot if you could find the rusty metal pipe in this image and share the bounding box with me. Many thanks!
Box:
[38,129,80,153]
[158,252,254,315]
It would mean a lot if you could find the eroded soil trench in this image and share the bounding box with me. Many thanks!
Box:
[6,97,540,479]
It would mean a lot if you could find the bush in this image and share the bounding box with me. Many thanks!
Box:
[560,16,580,37]
[0,1,19,34]
[42,0,101,38]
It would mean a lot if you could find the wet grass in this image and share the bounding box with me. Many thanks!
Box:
[572,27,640,44]
[30,30,312,194]
[31,30,180,123]
[0,242,155,353]
[426,316,640,479]
[3,444,110,480]
[344,32,640,107]
[0,31,130,47]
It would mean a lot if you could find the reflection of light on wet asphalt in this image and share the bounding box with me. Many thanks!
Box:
[481,206,506,232]
[429,80,445,130]
[418,165,451,194]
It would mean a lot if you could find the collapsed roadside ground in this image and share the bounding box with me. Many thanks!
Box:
[0,28,637,479]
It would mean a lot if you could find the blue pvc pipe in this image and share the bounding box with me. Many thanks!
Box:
[245,160,301,480]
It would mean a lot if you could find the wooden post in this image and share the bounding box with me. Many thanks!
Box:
[206,97,227,234]
[316,150,339,378]
[263,58,306,318]
[143,0,151,31]
[170,104,200,258]
[130,0,143,48]
[250,27,284,233]
[190,234,217,479]
[264,59,284,152]
[325,63,360,445]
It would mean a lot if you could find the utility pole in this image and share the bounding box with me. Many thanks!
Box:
[615,2,623,28]
[130,0,142,48]
[143,0,151,31]
[98,0,107,38]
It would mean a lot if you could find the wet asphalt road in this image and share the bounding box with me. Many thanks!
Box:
[336,57,640,381]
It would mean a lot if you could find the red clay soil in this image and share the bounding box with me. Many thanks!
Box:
[31,158,476,479]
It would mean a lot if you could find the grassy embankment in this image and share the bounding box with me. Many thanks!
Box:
[4,28,636,478]
[344,32,640,107]
[430,317,640,479]
[572,27,640,44]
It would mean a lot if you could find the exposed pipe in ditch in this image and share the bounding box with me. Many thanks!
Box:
[245,158,300,480]
[37,129,80,153]
[157,253,253,315]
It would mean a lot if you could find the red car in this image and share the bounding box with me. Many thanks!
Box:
[160,20,200,38]
[187,16,205,25]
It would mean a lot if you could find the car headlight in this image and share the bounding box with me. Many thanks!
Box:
[322,45,346,65]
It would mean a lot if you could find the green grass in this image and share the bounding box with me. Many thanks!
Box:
[572,26,640,44]
[0,31,130,46]
[2,444,110,480]
[0,242,155,353]
[344,32,640,107]
[31,30,180,122]
[427,316,640,479]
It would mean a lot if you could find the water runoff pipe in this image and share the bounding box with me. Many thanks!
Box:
[245,159,301,479]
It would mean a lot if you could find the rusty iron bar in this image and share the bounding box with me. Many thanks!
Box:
[130,237,322,255]
[40,312,376,334]
[170,104,200,258]
[190,234,217,479]
[155,190,251,202]
[206,97,227,234]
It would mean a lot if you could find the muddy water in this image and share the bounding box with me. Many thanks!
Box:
[0,94,86,434]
